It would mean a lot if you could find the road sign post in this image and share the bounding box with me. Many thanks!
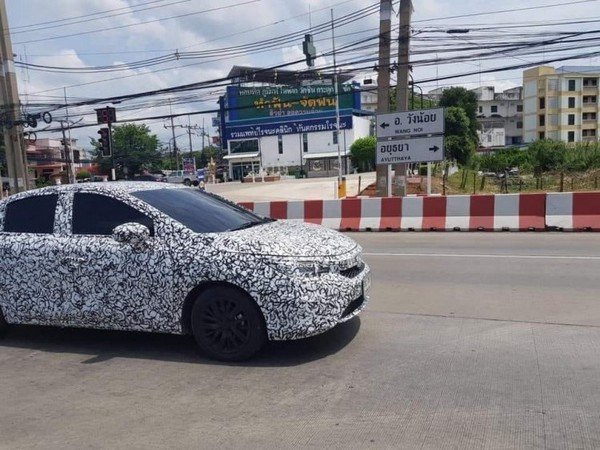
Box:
[376,107,445,138]
[375,107,445,195]
[376,135,444,165]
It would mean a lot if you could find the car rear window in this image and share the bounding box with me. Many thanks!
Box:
[4,194,58,234]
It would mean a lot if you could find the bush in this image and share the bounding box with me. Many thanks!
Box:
[350,136,376,172]
[76,170,91,180]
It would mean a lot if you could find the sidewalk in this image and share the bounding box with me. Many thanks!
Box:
[206,172,376,202]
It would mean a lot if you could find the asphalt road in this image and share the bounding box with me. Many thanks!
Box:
[1,233,600,449]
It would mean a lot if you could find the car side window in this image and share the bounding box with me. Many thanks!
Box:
[72,193,154,236]
[4,194,58,234]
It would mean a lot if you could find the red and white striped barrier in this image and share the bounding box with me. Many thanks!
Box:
[546,192,600,231]
[240,193,547,231]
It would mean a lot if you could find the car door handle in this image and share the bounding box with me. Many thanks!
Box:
[61,257,86,266]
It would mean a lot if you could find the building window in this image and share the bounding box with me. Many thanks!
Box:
[517,104,523,112]
[583,112,597,121]
[568,131,575,142]
[302,133,308,152]
[277,135,283,154]
[490,105,498,113]
[584,95,597,104]
[478,106,482,113]
[583,129,597,137]
[539,97,545,109]
[539,114,545,126]
[332,131,338,145]
[539,132,545,140]
[516,121,523,129]
[583,78,598,87]
[568,79,576,91]
[568,114,575,125]
[568,97,576,108]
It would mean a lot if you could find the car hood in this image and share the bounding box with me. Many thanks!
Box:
[211,220,358,258]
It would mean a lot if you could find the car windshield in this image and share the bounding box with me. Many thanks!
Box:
[132,188,267,233]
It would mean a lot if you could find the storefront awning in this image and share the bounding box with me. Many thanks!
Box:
[223,152,260,160]
[302,152,349,160]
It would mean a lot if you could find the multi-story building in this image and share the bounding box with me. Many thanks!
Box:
[219,66,372,179]
[474,86,524,146]
[26,138,94,182]
[359,82,378,113]
[523,66,600,143]
[424,85,524,146]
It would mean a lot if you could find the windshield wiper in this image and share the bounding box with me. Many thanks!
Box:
[229,218,273,231]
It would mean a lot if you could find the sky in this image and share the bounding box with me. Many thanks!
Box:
[6,0,600,150]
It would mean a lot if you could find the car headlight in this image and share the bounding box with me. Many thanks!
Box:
[269,259,331,278]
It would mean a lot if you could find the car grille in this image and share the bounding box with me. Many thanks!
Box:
[340,262,365,278]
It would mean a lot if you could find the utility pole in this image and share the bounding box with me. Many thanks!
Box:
[331,9,343,190]
[62,87,75,184]
[60,121,75,184]
[394,0,413,197]
[168,116,202,171]
[0,0,28,192]
[375,0,392,197]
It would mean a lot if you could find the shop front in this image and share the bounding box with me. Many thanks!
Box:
[302,152,350,178]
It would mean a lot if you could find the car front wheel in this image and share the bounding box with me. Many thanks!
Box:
[191,286,266,361]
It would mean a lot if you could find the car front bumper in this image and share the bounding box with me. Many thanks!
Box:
[263,262,371,341]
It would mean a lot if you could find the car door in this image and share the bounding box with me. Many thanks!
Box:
[0,193,66,325]
[59,191,173,332]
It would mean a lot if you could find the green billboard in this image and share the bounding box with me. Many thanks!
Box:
[227,84,357,121]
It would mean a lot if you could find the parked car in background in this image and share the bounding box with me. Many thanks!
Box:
[0,183,370,361]
[165,170,196,186]
[132,173,167,182]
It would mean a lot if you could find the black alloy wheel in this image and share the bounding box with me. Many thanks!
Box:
[191,286,266,361]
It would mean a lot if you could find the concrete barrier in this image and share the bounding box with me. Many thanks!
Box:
[546,192,600,230]
[239,192,600,232]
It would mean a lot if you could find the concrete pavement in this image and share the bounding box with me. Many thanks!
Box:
[206,172,375,202]
[1,234,600,448]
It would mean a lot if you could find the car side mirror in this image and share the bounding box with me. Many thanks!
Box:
[112,222,150,249]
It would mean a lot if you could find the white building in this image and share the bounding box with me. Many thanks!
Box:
[474,86,524,146]
[220,66,372,179]
[477,128,506,148]
[523,65,600,143]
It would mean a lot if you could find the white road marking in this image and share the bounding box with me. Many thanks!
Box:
[363,252,600,261]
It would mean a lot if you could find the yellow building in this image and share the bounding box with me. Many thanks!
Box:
[523,66,599,143]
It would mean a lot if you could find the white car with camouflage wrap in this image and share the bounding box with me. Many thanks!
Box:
[0,182,370,361]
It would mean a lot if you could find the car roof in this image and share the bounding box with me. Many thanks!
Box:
[0,181,187,204]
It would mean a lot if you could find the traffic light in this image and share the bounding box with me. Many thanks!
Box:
[97,128,110,157]
[302,34,316,67]
[95,107,117,125]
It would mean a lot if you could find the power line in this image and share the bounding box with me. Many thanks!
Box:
[9,0,189,35]
[413,0,600,23]
[13,0,263,45]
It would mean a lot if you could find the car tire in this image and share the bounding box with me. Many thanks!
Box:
[183,179,191,186]
[191,286,266,362]
[0,307,7,337]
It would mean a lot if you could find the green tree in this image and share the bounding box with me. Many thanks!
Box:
[201,145,222,166]
[389,86,437,111]
[92,123,161,178]
[528,140,566,175]
[444,106,476,165]
[438,87,479,139]
[350,136,376,172]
